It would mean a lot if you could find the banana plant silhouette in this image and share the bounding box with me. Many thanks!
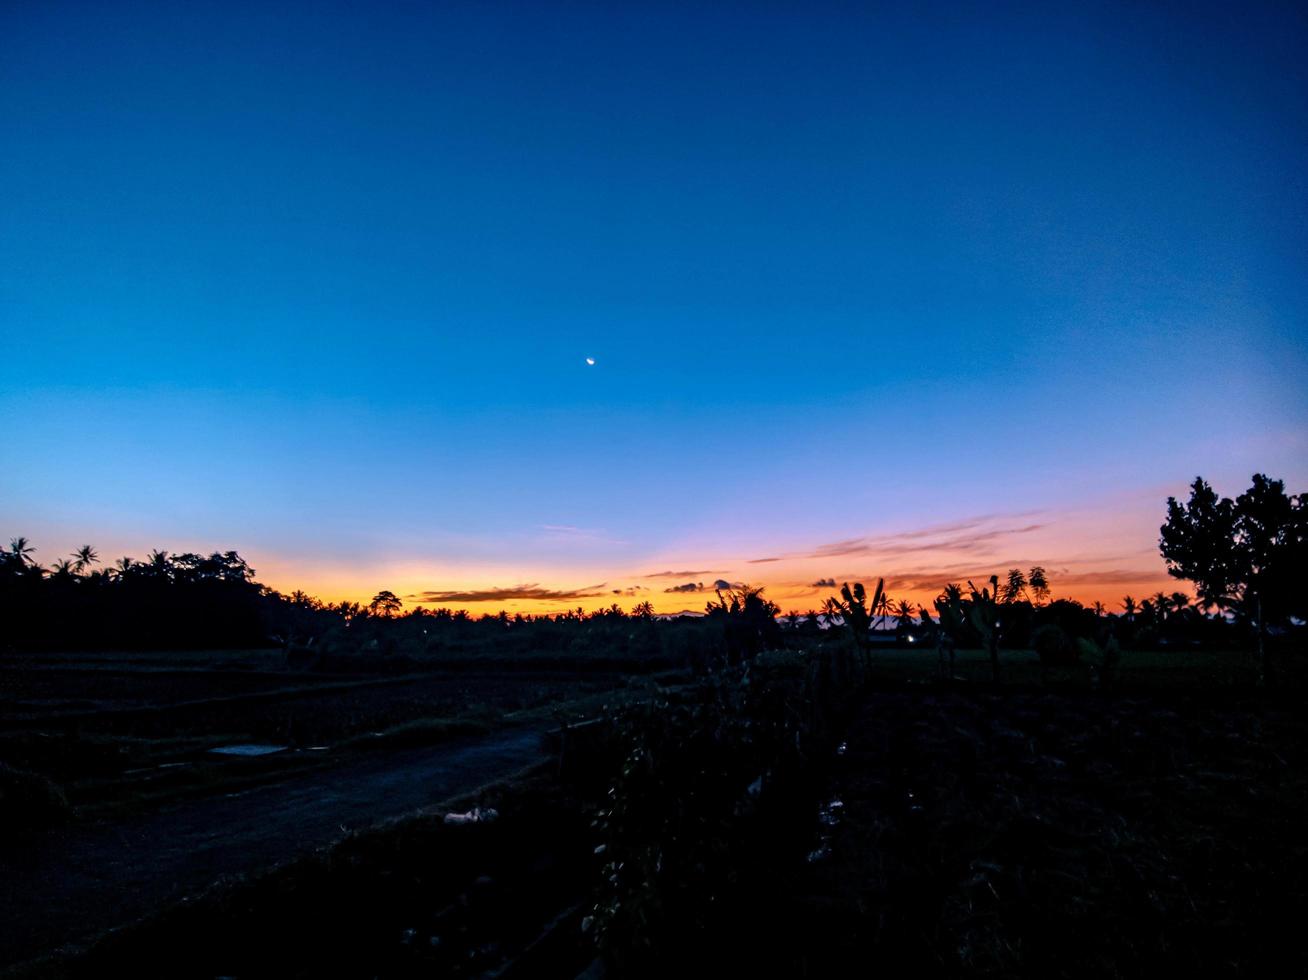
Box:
[967,574,1003,684]
[931,583,968,680]
[824,579,885,671]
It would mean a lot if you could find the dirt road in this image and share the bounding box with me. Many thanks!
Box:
[0,726,549,971]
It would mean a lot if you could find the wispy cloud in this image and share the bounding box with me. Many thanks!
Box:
[805,521,1046,560]
[641,569,720,578]
[747,556,782,564]
[539,524,626,545]
[413,583,609,604]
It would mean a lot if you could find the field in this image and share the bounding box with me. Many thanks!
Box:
[3,641,1306,976]
[0,647,657,817]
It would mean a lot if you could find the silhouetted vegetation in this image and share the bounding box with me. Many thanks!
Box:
[1161,473,1306,682]
[4,475,1307,975]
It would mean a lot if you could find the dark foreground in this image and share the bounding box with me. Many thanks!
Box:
[6,652,1308,977]
[799,688,1308,977]
[0,726,548,971]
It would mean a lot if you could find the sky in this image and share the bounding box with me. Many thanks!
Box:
[2,1,1306,614]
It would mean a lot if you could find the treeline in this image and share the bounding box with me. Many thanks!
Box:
[3,472,1300,663]
[0,543,267,651]
[0,541,780,666]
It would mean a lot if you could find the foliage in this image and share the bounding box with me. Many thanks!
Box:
[1160,474,1306,622]
[1160,473,1306,680]
[589,663,830,975]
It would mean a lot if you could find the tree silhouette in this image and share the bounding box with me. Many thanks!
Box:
[369,590,403,618]
[1029,566,1050,606]
[824,580,882,668]
[894,598,916,631]
[874,587,894,632]
[9,537,35,565]
[1002,568,1028,604]
[1160,473,1306,683]
[72,545,99,573]
[967,575,1002,684]
[932,584,967,679]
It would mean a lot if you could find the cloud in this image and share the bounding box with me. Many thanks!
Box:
[663,579,743,594]
[747,556,782,564]
[413,583,609,604]
[611,585,649,596]
[539,524,626,545]
[806,522,1046,560]
[811,577,837,588]
[642,569,720,578]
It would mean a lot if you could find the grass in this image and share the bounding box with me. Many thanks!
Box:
[792,686,1308,976]
[853,645,1302,693]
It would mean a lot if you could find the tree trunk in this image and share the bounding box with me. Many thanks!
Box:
[1256,593,1272,687]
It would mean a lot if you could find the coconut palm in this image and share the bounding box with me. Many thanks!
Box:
[1152,591,1172,620]
[50,558,76,578]
[1121,596,1137,622]
[9,537,35,564]
[874,589,894,631]
[146,549,170,578]
[72,545,99,573]
[894,598,916,630]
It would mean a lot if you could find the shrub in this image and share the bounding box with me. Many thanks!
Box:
[1032,624,1078,666]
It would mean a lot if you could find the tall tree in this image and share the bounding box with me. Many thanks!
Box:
[1028,566,1050,606]
[1160,474,1307,683]
[72,545,99,573]
[368,590,403,617]
[1001,568,1027,604]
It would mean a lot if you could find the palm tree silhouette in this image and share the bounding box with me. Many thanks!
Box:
[9,537,35,564]
[146,550,170,579]
[1121,595,1137,622]
[72,545,99,573]
[874,589,894,632]
[1152,591,1172,620]
[894,598,915,625]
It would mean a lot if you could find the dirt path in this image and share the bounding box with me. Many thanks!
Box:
[0,726,550,971]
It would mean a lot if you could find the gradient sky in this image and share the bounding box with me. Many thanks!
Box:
[3,1,1306,613]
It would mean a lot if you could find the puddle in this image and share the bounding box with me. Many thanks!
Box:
[208,744,290,757]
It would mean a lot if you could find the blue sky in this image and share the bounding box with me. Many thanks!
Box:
[3,1,1305,608]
